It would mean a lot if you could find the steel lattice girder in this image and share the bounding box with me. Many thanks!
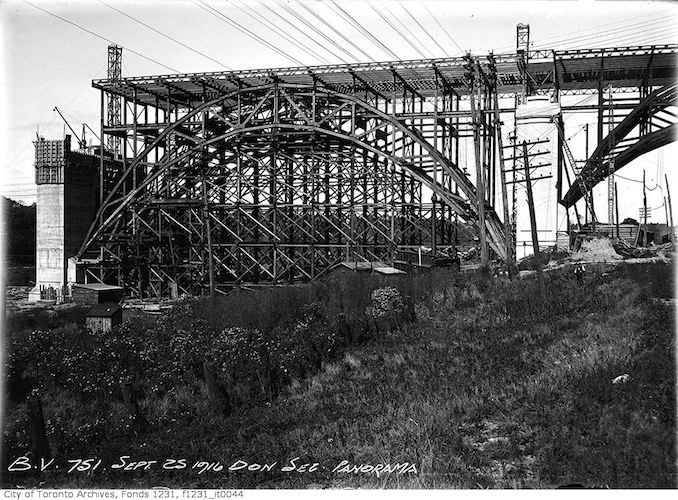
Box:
[92,44,678,105]
[562,83,678,207]
[79,82,506,295]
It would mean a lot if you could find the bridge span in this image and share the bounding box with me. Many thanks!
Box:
[76,38,677,297]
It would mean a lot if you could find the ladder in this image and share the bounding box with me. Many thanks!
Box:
[555,116,597,225]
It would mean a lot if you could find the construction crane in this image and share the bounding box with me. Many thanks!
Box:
[53,106,86,150]
[53,106,101,151]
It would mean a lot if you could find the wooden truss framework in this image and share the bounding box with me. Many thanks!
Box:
[77,43,677,297]
[80,76,507,297]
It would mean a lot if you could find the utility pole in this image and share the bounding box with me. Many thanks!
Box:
[522,141,546,300]
[607,85,615,225]
[584,123,590,224]
[666,173,674,250]
[502,137,552,265]
[643,169,648,246]
[614,182,620,239]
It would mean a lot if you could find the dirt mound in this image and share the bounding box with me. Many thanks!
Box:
[571,237,623,263]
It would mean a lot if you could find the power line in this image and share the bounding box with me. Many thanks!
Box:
[326,0,401,60]
[97,0,232,70]
[541,24,677,51]
[193,0,306,66]
[3,143,34,168]
[532,15,674,47]
[532,19,677,50]
[294,0,378,62]
[271,0,361,63]
[419,1,464,55]
[21,0,182,73]
[548,30,677,54]
[382,1,435,58]
[493,14,674,52]
[367,1,428,59]
[230,0,332,65]
[398,0,450,57]
[258,1,351,64]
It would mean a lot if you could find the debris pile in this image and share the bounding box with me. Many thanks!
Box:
[611,239,655,259]
[571,236,623,263]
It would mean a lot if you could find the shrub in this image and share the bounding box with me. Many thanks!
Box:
[370,287,404,318]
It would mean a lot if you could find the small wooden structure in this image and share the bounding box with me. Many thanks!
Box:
[331,261,406,277]
[71,283,124,305]
[85,303,122,332]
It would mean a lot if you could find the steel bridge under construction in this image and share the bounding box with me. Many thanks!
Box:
[75,32,677,298]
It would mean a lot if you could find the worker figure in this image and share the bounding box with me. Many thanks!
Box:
[574,264,586,284]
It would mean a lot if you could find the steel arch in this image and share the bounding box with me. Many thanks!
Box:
[562,83,677,207]
[79,83,506,294]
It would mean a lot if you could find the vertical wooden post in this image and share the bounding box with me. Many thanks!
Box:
[27,396,50,461]
[99,90,105,215]
[203,361,232,416]
[121,381,146,432]
[522,141,545,300]
[493,91,513,274]
[584,123,589,224]
[203,174,215,298]
[615,182,620,239]
[666,173,674,250]
[200,93,215,298]
[431,193,437,256]
[470,80,488,266]
[643,169,648,246]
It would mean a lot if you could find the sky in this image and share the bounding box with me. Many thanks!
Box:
[0,0,677,236]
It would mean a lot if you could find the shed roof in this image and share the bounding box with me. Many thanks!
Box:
[338,261,406,275]
[73,283,124,292]
[373,266,407,275]
[85,303,122,317]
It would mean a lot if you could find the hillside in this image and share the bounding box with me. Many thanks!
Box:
[2,262,675,488]
[1,196,36,265]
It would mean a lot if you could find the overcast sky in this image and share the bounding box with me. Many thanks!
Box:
[1,0,676,228]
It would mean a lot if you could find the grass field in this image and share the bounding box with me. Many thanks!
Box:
[2,262,675,489]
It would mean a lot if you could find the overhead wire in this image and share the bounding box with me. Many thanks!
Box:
[532,16,675,48]
[270,0,359,63]
[419,1,465,55]
[258,1,352,64]
[194,0,306,66]
[541,14,669,42]
[325,0,402,60]
[492,14,675,52]
[97,0,232,70]
[294,0,379,62]
[3,144,34,168]
[533,21,677,51]
[380,1,435,58]
[385,2,435,58]
[366,1,428,59]
[13,52,102,103]
[229,0,332,65]
[398,0,451,57]
[62,61,109,109]
[21,0,182,73]
[545,25,678,51]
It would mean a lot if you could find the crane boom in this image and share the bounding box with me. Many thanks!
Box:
[53,106,85,149]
